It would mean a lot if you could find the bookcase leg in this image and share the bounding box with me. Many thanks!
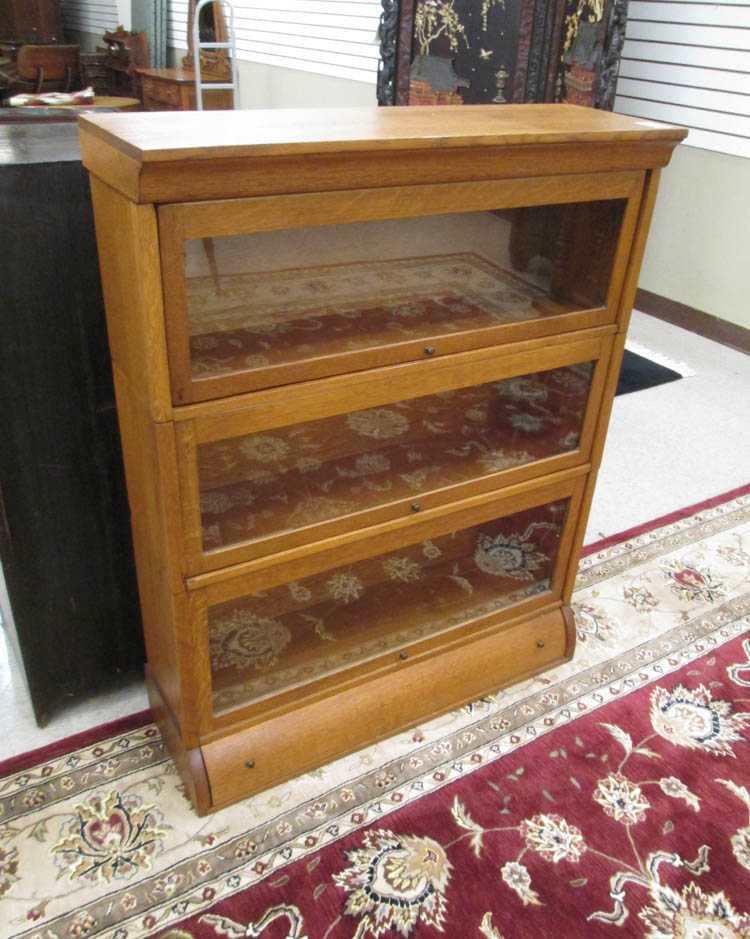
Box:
[561,604,577,660]
[146,667,212,816]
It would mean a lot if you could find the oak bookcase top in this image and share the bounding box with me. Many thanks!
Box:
[79,104,685,164]
[78,104,686,205]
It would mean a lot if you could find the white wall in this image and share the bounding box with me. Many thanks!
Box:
[168,0,381,86]
[166,0,380,108]
[638,144,750,330]
[233,58,376,108]
[612,2,749,329]
[168,45,375,108]
[63,28,100,52]
[614,1,750,160]
[61,0,121,35]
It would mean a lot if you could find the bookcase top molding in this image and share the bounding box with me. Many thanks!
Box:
[78,104,686,204]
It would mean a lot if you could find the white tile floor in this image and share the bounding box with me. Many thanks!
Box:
[0,311,748,761]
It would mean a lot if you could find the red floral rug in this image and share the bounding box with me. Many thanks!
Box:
[1,484,749,939]
[165,635,750,939]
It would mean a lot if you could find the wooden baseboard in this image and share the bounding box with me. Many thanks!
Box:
[635,288,750,356]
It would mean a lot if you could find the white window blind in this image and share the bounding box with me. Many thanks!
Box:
[61,0,119,34]
[614,2,750,159]
[168,0,381,84]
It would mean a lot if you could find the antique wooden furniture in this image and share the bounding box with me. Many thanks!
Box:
[79,104,686,814]
[0,0,63,48]
[1,43,80,101]
[12,44,80,93]
[136,67,233,111]
[0,0,64,93]
[183,0,231,80]
[133,1,233,112]
[81,27,150,100]
[0,123,141,725]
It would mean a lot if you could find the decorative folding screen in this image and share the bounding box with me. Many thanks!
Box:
[377,0,628,110]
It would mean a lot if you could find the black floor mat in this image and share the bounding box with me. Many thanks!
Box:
[615,349,682,397]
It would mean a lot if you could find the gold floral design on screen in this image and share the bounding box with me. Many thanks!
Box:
[52,792,166,883]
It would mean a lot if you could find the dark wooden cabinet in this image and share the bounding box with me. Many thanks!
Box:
[0,0,63,45]
[0,125,142,725]
[137,68,233,111]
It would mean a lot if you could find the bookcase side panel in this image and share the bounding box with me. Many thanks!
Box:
[561,169,665,600]
[88,177,173,422]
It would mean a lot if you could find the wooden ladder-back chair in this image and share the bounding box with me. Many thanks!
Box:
[16,44,81,93]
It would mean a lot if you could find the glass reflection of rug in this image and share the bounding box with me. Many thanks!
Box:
[186,252,574,378]
[208,500,567,713]
[198,364,593,552]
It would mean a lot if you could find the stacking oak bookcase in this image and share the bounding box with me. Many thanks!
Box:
[79,105,686,814]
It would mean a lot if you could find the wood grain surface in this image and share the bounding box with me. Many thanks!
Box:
[84,105,685,812]
[80,104,687,163]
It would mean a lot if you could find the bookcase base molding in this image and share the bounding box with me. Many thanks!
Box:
[147,603,575,814]
[80,104,685,814]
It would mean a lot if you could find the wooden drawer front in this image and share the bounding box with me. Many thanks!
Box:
[191,470,586,727]
[142,77,180,108]
[175,331,612,574]
[158,172,643,404]
[202,602,572,808]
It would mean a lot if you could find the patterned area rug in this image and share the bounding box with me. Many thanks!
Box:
[185,252,563,379]
[1,485,749,939]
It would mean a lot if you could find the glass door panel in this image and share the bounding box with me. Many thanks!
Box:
[197,361,594,554]
[179,200,625,394]
[209,497,569,714]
